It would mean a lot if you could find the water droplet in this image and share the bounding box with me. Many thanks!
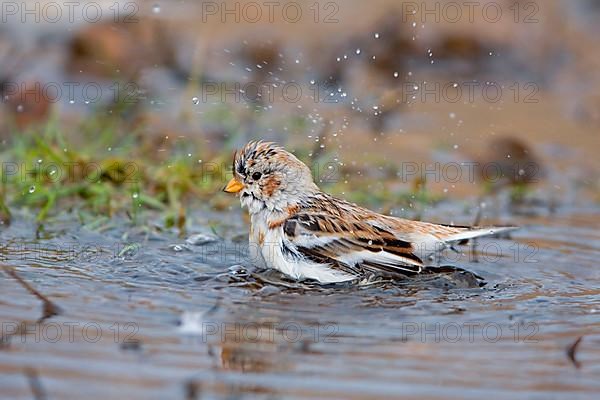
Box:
[355,48,361,55]
[192,97,199,105]
[69,99,74,104]
[152,4,161,14]
[393,72,399,78]
[374,33,380,39]
[37,159,43,164]
[310,79,315,85]
[28,185,35,193]
[132,192,139,199]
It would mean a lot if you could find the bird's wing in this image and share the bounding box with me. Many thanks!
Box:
[283,212,424,275]
[380,217,519,244]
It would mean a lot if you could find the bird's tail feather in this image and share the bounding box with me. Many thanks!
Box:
[443,226,518,243]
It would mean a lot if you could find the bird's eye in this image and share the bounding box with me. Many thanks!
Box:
[252,172,262,180]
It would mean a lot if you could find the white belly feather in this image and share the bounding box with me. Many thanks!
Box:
[250,211,355,283]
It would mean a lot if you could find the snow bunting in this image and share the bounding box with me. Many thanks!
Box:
[224,141,516,284]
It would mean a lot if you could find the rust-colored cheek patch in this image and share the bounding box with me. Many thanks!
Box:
[262,176,281,197]
[258,230,265,245]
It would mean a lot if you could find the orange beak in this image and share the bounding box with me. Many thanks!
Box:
[223,178,244,193]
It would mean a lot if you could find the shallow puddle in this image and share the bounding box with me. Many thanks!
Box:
[1,202,598,399]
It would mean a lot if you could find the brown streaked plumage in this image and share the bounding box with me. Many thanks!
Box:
[224,141,517,284]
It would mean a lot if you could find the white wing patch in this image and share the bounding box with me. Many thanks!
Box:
[262,226,356,283]
[336,249,422,273]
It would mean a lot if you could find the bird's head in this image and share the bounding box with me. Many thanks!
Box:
[224,141,318,214]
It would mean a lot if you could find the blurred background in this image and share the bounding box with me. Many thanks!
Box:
[1,0,599,224]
